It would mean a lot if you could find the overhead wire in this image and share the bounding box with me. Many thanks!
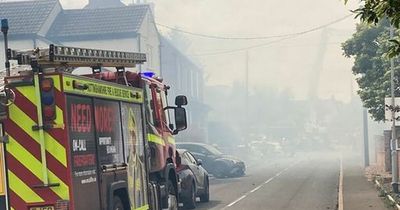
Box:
[158,14,353,56]
[156,14,353,41]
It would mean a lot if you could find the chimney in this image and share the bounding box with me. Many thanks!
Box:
[85,0,125,9]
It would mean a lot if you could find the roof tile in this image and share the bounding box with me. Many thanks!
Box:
[48,4,149,39]
[0,0,58,35]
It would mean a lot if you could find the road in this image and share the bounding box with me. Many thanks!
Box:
[190,152,340,210]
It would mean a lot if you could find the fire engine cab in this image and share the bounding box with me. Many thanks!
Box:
[0,44,187,210]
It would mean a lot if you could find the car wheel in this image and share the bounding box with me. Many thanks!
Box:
[113,196,124,210]
[213,164,225,178]
[199,177,209,202]
[183,181,196,209]
[232,167,245,177]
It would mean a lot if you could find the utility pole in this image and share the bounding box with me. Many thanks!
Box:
[390,25,399,193]
[245,51,249,115]
[243,51,249,141]
[363,108,369,167]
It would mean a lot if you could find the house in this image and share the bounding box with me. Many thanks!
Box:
[0,0,61,66]
[0,0,160,75]
[161,36,208,142]
[0,0,207,141]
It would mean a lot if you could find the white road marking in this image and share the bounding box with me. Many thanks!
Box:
[222,162,299,209]
[227,195,247,207]
[338,156,344,210]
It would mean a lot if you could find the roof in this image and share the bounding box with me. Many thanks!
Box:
[0,0,59,35]
[48,4,150,40]
[85,0,125,9]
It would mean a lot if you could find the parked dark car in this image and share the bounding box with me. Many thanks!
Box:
[176,149,210,209]
[177,143,246,178]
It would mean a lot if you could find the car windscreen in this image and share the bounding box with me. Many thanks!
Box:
[204,145,223,156]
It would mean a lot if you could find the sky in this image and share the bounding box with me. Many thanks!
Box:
[59,0,361,102]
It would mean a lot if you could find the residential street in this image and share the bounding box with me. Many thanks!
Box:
[187,152,388,210]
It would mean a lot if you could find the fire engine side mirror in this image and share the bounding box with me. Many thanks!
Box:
[173,107,187,135]
[175,95,188,107]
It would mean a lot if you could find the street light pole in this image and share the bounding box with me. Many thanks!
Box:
[390,25,399,193]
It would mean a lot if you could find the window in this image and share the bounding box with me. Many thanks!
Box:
[144,85,156,125]
[160,90,171,129]
[93,99,124,165]
[185,152,198,165]
[180,152,190,165]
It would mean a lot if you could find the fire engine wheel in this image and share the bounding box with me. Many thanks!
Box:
[165,180,178,210]
[113,196,124,210]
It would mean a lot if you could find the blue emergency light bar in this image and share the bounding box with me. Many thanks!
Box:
[141,71,155,78]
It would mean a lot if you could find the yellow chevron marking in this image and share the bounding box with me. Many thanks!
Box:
[8,170,44,203]
[44,132,66,167]
[17,86,64,126]
[9,104,67,167]
[48,75,61,92]
[17,86,37,105]
[6,134,69,199]
[48,170,69,199]
[55,106,64,126]
[7,134,43,181]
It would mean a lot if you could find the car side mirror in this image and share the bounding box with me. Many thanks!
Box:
[197,159,203,166]
[173,107,187,135]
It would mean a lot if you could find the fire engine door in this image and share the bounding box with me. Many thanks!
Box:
[121,102,148,209]
[66,95,101,210]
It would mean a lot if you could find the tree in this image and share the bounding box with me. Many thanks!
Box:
[342,19,400,121]
[347,0,400,56]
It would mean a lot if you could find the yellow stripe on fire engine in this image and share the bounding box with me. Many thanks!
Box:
[132,204,149,210]
[53,106,65,128]
[9,104,67,167]
[63,75,144,103]
[147,134,165,146]
[8,170,44,203]
[48,171,69,199]
[167,136,175,145]
[47,75,61,92]
[6,134,69,199]
[7,134,43,180]
[17,86,65,128]
[16,86,36,106]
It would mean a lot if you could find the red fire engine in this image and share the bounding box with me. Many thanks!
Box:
[0,44,187,210]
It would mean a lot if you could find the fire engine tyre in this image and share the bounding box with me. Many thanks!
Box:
[183,181,196,209]
[163,180,178,210]
[113,196,124,210]
[199,177,209,203]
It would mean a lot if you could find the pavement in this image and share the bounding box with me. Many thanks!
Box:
[342,154,388,210]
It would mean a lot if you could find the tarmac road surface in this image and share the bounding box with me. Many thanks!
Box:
[188,152,340,210]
